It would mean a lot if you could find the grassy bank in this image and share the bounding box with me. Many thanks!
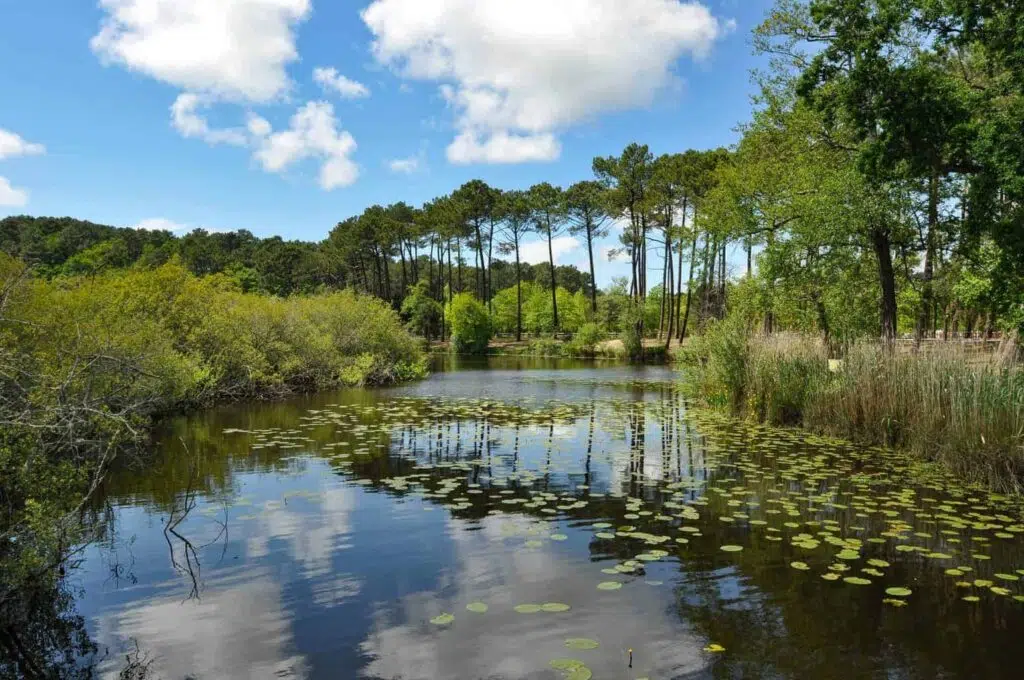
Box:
[0,255,426,665]
[431,336,682,363]
[685,317,1024,492]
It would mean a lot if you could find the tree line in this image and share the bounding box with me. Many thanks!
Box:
[5,0,1023,346]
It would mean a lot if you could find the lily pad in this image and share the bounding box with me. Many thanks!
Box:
[790,561,810,571]
[430,613,454,625]
[885,587,912,597]
[720,544,744,552]
[597,581,623,591]
[703,643,726,653]
[542,602,571,612]
[565,638,600,650]
[514,604,542,613]
[466,602,488,613]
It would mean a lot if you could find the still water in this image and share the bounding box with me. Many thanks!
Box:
[73,356,1024,679]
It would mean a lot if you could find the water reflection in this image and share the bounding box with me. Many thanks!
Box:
[62,361,1024,679]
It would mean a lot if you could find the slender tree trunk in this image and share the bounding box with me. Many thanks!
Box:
[473,220,484,301]
[641,213,649,299]
[674,198,688,340]
[659,231,669,339]
[546,220,559,330]
[719,240,727,317]
[680,227,699,341]
[456,238,463,294]
[515,239,523,342]
[917,170,939,341]
[487,218,495,312]
[586,220,598,314]
[872,226,898,342]
[447,239,453,304]
[665,234,675,351]
[747,240,752,277]
[399,242,408,298]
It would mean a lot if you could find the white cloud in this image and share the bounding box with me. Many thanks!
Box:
[171,93,248,146]
[91,1,360,191]
[313,67,371,99]
[130,217,236,234]
[0,177,29,207]
[388,156,420,174]
[91,0,312,103]
[447,130,559,165]
[0,128,45,160]
[251,101,359,190]
[362,0,729,164]
[518,236,579,266]
[132,217,192,233]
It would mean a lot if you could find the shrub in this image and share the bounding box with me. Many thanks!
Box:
[619,301,645,360]
[567,322,604,357]
[401,280,443,341]
[448,293,492,354]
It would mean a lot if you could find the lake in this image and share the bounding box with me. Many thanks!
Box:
[71,356,1024,679]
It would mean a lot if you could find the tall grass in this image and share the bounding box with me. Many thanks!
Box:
[689,319,1024,492]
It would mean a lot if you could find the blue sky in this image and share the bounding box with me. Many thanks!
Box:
[0,0,773,287]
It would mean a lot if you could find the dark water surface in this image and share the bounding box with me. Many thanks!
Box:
[73,356,1024,679]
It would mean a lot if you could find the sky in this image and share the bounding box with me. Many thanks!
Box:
[0,0,774,287]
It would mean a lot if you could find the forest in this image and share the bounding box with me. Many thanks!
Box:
[6,0,1024,347]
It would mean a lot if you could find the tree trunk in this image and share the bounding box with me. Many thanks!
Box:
[399,242,408,298]
[447,239,453,304]
[872,226,898,342]
[659,230,669,339]
[674,198,689,340]
[487,218,496,313]
[680,222,699,341]
[456,238,463,294]
[665,234,675,352]
[515,239,523,342]
[916,170,939,341]
[546,221,559,330]
[586,220,598,314]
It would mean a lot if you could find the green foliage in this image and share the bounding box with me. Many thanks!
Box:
[688,323,1024,491]
[401,280,443,341]
[0,255,426,648]
[448,293,492,354]
[566,322,604,357]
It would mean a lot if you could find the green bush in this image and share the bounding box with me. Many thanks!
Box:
[619,301,645,360]
[401,280,443,341]
[448,293,492,354]
[567,322,604,357]
[527,337,565,357]
[0,255,428,625]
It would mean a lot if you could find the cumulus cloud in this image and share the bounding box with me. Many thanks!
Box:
[447,130,559,165]
[91,0,312,102]
[362,0,729,164]
[251,102,360,190]
[388,156,420,174]
[0,177,29,207]
[171,93,249,146]
[0,128,45,160]
[313,67,371,99]
[0,128,45,207]
[132,217,192,233]
[519,236,580,266]
[92,1,360,190]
